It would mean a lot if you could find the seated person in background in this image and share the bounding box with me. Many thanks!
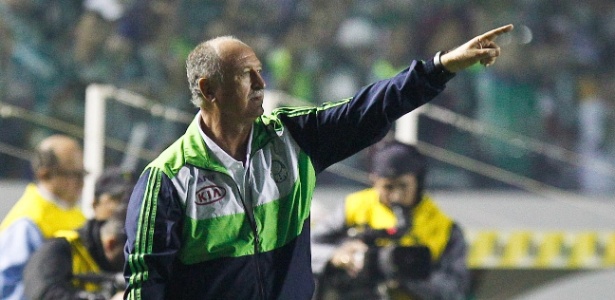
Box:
[311,141,470,300]
[22,168,133,300]
[91,166,135,221]
[0,134,87,300]
[23,207,128,300]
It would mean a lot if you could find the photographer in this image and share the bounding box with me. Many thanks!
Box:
[312,141,470,300]
[22,168,132,300]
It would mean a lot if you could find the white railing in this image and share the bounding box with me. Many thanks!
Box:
[2,85,615,216]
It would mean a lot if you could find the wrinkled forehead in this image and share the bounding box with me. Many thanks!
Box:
[217,40,261,68]
[57,148,84,169]
[374,173,418,186]
[43,140,83,168]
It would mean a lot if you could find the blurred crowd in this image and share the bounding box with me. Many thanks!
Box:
[1,0,614,194]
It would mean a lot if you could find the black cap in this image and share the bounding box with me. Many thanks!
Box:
[94,167,135,199]
[371,142,426,178]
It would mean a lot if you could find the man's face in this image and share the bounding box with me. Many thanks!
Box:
[93,193,121,221]
[103,234,127,272]
[214,41,266,121]
[373,174,419,208]
[47,144,86,205]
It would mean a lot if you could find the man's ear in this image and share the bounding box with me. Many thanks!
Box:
[368,173,378,185]
[198,77,215,102]
[103,236,117,253]
[36,167,52,181]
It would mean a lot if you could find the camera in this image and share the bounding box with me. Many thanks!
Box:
[315,226,432,300]
[389,245,431,279]
[348,226,432,280]
[74,272,125,300]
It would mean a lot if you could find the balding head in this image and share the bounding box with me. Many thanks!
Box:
[33,134,85,205]
[186,36,249,107]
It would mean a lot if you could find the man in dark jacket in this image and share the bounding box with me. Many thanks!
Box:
[124,25,513,299]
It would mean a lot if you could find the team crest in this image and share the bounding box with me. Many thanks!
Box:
[271,159,288,183]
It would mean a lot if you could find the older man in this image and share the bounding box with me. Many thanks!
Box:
[124,25,513,299]
[0,134,87,300]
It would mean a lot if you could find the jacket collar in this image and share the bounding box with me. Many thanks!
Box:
[182,114,279,171]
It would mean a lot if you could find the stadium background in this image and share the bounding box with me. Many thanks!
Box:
[1,0,614,299]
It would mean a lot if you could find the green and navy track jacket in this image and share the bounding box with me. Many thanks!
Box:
[123,59,454,300]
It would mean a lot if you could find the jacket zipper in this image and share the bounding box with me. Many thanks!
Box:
[235,163,266,299]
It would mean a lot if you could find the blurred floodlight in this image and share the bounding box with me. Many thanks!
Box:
[500,24,533,46]
[336,17,378,49]
[518,25,533,44]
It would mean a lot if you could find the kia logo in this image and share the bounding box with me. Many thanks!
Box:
[195,185,227,205]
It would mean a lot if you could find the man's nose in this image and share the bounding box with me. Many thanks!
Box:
[252,70,266,89]
[389,189,403,203]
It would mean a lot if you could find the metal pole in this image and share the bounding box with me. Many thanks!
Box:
[395,106,424,145]
[82,84,112,218]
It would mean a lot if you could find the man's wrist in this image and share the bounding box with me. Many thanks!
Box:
[434,50,451,73]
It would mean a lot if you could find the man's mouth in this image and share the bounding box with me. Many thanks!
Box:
[250,91,264,101]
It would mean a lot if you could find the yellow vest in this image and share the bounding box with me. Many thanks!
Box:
[344,188,453,261]
[54,230,102,292]
[0,184,86,238]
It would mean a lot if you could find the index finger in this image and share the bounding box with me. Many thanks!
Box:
[478,24,514,41]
